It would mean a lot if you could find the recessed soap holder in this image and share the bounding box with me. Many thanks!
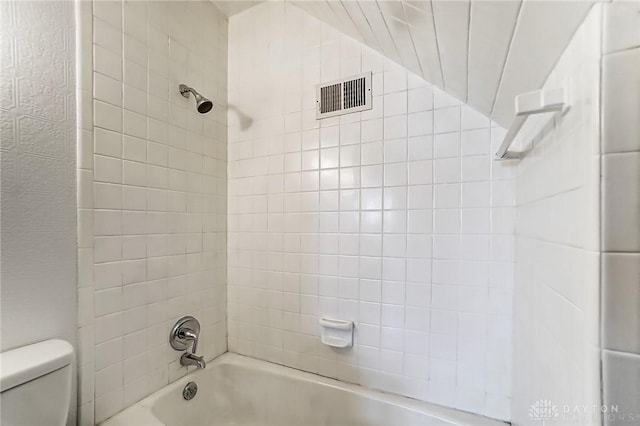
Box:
[319,318,354,348]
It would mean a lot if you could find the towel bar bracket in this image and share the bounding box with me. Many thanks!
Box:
[495,88,569,161]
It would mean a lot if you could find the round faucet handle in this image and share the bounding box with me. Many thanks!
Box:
[169,316,201,352]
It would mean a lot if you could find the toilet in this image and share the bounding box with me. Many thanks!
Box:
[0,339,74,426]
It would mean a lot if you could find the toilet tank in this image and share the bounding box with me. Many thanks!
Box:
[0,339,74,426]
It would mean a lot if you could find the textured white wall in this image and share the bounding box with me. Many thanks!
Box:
[0,1,78,424]
[75,1,229,424]
[511,5,602,425]
[0,0,77,358]
[227,2,515,421]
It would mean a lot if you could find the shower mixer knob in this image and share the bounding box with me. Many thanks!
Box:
[169,315,201,352]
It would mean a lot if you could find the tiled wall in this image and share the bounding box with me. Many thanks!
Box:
[227,3,515,421]
[601,0,640,423]
[76,1,228,424]
[1,1,77,423]
[511,5,602,425]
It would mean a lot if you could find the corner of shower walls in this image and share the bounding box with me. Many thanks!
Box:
[600,0,640,424]
[227,2,516,421]
[511,4,603,425]
[75,1,229,424]
[76,0,95,424]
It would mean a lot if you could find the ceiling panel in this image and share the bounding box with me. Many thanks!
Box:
[340,1,382,50]
[323,1,364,41]
[404,2,443,88]
[467,0,521,116]
[385,15,422,73]
[217,0,595,127]
[491,0,593,124]
[211,1,262,18]
[432,0,470,102]
[356,0,402,63]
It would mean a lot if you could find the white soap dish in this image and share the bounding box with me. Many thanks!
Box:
[319,318,354,348]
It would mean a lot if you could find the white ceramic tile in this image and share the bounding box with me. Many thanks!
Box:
[434,158,460,184]
[94,44,123,81]
[94,127,122,158]
[94,210,121,236]
[461,156,490,182]
[95,337,123,371]
[434,133,460,159]
[123,110,147,139]
[94,100,123,132]
[461,105,490,130]
[383,68,408,94]
[603,350,640,426]
[408,86,433,113]
[603,49,640,154]
[407,185,432,210]
[408,112,433,137]
[94,72,122,108]
[461,129,490,157]
[384,91,408,117]
[384,116,407,140]
[94,155,122,184]
[94,0,122,29]
[603,253,640,355]
[95,388,123,424]
[603,1,640,54]
[123,85,147,116]
[124,59,147,92]
[384,163,407,187]
[94,17,122,55]
[434,107,460,134]
[603,153,640,252]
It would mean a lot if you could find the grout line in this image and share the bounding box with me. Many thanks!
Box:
[427,87,436,373]
[603,44,640,56]
[455,95,462,376]
[598,2,606,413]
[402,69,410,371]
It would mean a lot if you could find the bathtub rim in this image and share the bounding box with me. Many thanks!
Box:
[99,352,508,426]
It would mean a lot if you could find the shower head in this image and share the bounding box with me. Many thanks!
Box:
[179,84,214,114]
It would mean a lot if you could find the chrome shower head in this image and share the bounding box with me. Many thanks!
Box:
[179,84,214,114]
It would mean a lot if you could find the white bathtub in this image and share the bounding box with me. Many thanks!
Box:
[101,353,506,426]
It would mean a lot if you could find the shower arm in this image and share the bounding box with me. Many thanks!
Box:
[179,84,195,99]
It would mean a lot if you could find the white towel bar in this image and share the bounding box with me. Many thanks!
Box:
[495,88,569,160]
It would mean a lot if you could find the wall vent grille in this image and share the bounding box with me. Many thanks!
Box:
[316,72,372,119]
[320,83,342,114]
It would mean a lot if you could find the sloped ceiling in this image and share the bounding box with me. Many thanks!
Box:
[212,0,262,17]
[213,0,594,127]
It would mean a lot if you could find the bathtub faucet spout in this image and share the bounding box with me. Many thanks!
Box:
[181,352,206,369]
